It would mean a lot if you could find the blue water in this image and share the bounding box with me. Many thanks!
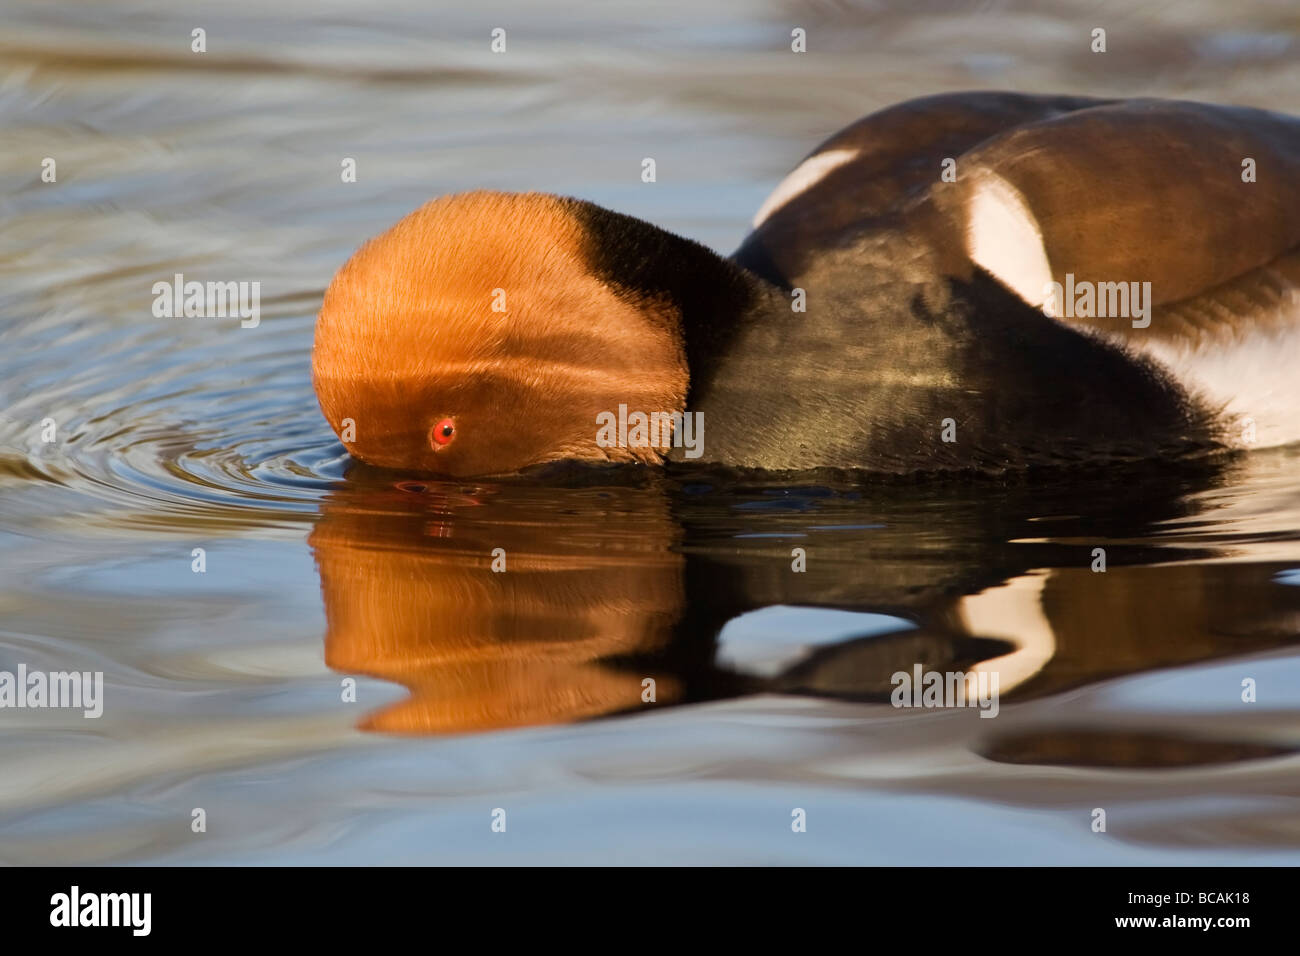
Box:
[1,0,1298,865]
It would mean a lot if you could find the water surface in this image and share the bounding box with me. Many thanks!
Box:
[2,0,1299,864]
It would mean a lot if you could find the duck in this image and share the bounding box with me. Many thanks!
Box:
[312,91,1300,477]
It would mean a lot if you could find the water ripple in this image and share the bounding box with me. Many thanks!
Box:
[1,301,343,532]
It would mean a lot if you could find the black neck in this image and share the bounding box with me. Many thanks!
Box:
[563,197,784,403]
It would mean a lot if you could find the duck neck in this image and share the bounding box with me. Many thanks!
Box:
[565,197,788,410]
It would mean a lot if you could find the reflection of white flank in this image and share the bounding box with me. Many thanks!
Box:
[957,571,1054,697]
[752,149,859,228]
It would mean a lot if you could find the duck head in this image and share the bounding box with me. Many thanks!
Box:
[312,191,696,476]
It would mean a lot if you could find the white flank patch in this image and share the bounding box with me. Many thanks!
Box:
[752,148,859,228]
[964,172,1053,308]
[965,171,1300,449]
[1134,316,1300,449]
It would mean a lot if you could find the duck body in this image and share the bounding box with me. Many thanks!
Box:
[312,91,1300,477]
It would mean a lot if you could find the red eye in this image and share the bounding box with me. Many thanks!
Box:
[431,417,456,446]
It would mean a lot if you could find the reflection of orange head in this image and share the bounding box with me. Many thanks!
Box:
[309,480,684,734]
[312,191,688,476]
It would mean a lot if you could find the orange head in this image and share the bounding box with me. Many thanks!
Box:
[312,191,690,476]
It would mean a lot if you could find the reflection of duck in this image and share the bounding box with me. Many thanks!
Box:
[314,92,1300,477]
[669,466,1300,702]
[308,477,694,734]
[309,461,1300,736]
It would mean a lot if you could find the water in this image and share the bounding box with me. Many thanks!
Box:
[2,0,1299,864]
